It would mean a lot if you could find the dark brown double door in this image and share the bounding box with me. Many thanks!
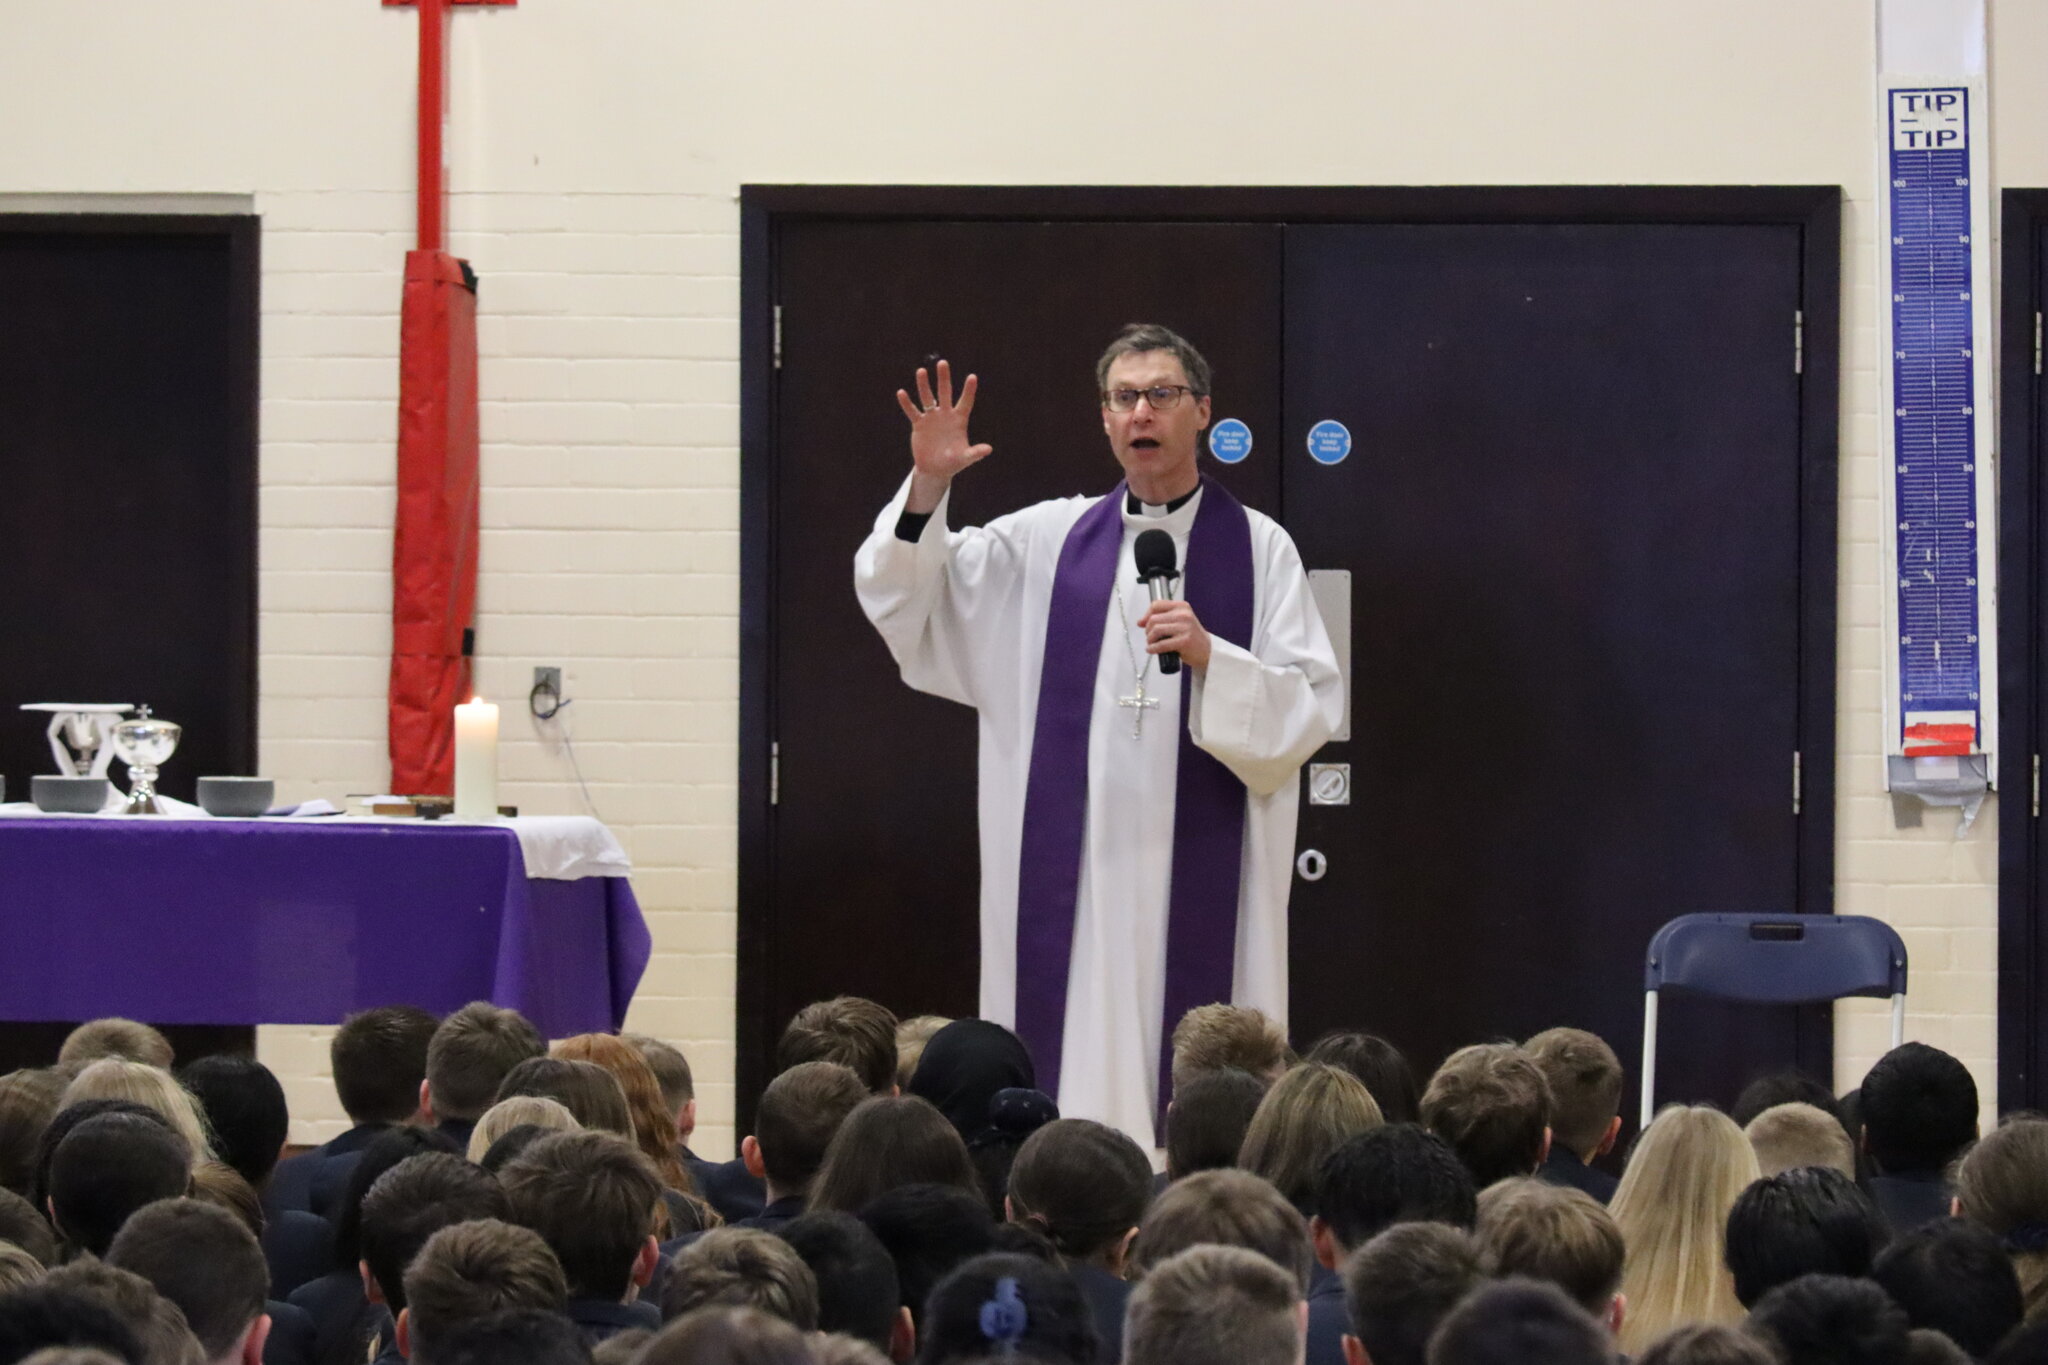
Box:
[741,190,1839,1132]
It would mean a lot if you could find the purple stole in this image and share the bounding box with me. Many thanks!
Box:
[1014,475,1255,1120]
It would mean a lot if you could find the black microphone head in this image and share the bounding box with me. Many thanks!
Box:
[1134,529,1178,581]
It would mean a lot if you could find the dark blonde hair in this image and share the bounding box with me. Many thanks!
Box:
[0,1069,68,1198]
[1129,1168,1312,1293]
[1744,1102,1855,1178]
[1126,1243,1298,1365]
[1955,1115,2048,1319]
[426,1003,545,1122]
[1474,1177,1625,1314]
[1523,1028,1624,1157]
[402,1218,567,1357]
[1170,1005,1291,1094]
[778,998,899,1095]
[1419,1043,1552,1188]
[662,1227,820,1329]
[59,1020,173,1072]
[1237,1063,1382,1212]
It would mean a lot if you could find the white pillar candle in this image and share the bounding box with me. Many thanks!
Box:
[453,697,499,819]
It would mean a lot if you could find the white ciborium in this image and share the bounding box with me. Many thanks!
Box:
[20,703,134,778]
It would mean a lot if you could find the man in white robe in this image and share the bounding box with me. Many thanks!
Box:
[854,325,1343,1144]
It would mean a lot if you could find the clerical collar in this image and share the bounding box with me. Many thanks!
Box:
[1126,487,1198,516]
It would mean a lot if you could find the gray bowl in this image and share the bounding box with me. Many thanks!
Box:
[32,776,111,814]
[197,777,275,818]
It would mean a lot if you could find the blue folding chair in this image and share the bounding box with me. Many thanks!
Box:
[1640,913,1907,1128]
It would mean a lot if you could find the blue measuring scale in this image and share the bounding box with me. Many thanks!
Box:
[1887,87,1981,753]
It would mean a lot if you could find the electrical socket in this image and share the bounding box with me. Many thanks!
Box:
[533,666,562,696]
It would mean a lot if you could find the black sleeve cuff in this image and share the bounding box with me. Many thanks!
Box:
[894,510,933,543]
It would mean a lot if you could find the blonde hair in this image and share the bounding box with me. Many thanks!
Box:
[1955,1115,2048,1320]
[1609,1105,1757,1352]
[59,1059,214,1165]
[894,1016,951,1091]
[1744,1102,1855,1179]
[1171,1006,1291,1093]
[467,1095,582,1162]
[1237,1063,1383,1210]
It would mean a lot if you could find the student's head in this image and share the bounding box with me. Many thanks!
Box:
[1426,1278,1610,1365]
[1165,1068,1267,1182]
[0,1188,58,1270]
[1128,1244,1296,1365]
[399,1218,567,1365]
[1725,1166,1890,1308]
[1340,1222,1488,1365]
[1128,1168,1312,1293]
[1420,1044,1552,1188]
[779,997,900,1095]
[779,1211,902,1353]
[1872,1217,2023,1359]
[1745,1274,1911,1365]
[1522,1029,1623,1162]
[105,1198,268,1365]
[637,1306,813,1365]
[1957,1116,2048,1320]
[549,1034,692,1193]
[0,1070,69,1200]
[29,1101,170,1219]
[1314,1123,1477,1257]
[810,1096,981,1214]
[904,1020,1036,1148]
[495,1059,631,1138]
[1634,1325,1780,1365]
[749,1062,869,1200]
[0,1243,41,1296]
[429,1308,595,1365]
[176,1057,288,1190]
[359,1153,510,1311]
[662,1228,818,1328]
[47,1113,192,1257]
[894,1017,952,1093]
[620,1035,693,1134]
[857,1183,996,1333]
[57,1065,212,1166]
[1305,1032,1421,1125]
[1005,1118,1152,1271]
[331,1006,439,1127]
[330,1124,466,1268]
[1744,1102,1856,1178]
[42,1260,202,1365]
[1607,1105,1758,1354]
[1860,1043,1979,1176]
[917,1251,1098,1365]
[0,1284,144,1365]
[59,1021,173,1073]
[186,1163,263,1242]
[424,1003,545,1123]
[465,1096,580,1163]
[1170,1005,1290,1093]
[1475,1179,1625,1328]
[1731,1072,1842,1129]
[1238,1063,1383,1214]
[500,1130,662,1303]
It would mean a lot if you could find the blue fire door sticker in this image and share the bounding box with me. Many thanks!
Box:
[1208,418,1252,464]
[1307,420,1352,466]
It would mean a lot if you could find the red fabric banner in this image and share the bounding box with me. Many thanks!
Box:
[388,249,479,795]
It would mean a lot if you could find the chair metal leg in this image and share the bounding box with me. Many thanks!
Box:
[1640,990,1659,1130]
[1890,993,1905,1050]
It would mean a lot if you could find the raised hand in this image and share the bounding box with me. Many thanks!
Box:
[897,359,992,513]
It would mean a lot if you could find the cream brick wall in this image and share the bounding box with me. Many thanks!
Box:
[2,0,2039,1148]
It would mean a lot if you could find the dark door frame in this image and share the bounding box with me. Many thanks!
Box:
[737,185,1842,1119]
[1998,190,2048,1113]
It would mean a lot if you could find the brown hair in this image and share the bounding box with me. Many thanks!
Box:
[809,1095,981,1214]
[1420,1043,1552,1188]
[1009,1118,1154,1266]
[59,1020,173,1072]
[1341,1222,1489,1365]
[0,1242,42,1295]
[1170,1006,1290,1094]
[1237,1063,1383,1211]
[0,1186,59,1266]
[1474,1177,1625,1315]
[44,1260,204,1365]
[623,1035,693,1112]
[402,1218,568,1359]
[426,1002,545,1122]
[1956,1115,2048,1320]
[638,1306,814,1365]
[894,1017,952,1092]
[661,1227,821,1330]
[755,1062,869,1193]
[1523,1029,1624,1158]
[496,1057,633,1137]
[1635,1324,1780,1365]
[1609,1105,1756,1352]
[1126,1243,1299,1365]
[1744,1102,1855,1178]
[1305,1033,1421,1126]
[105,1198,268,1361]
[189,1161,264,1239]
[332,1005,440,1126]
[778,998,899,1095]
[1129,1168,1313,1293]
[501,1130,663,1301]
[553,1034,694,1193]
[0,1069,68,1199]
[1095,323,1215,400]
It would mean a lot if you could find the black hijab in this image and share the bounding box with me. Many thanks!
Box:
[908,1019,1036,1146]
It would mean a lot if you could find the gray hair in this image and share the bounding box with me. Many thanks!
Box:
[1096,323,1214,398]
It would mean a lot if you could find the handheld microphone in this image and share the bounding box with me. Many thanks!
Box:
[1133,529,1181,675]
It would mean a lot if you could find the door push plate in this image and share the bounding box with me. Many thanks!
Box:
[1308,763,1351,806]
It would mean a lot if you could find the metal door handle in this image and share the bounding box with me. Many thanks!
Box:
[1296,849,1327,882]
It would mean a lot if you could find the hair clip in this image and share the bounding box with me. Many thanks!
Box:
[978,1275,1028,1353]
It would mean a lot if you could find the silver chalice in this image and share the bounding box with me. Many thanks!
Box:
[113,709,183,815]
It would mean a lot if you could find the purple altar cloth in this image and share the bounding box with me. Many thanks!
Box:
[0,818,651,1036]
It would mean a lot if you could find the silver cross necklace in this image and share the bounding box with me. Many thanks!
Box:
[1113,583,1160,738]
